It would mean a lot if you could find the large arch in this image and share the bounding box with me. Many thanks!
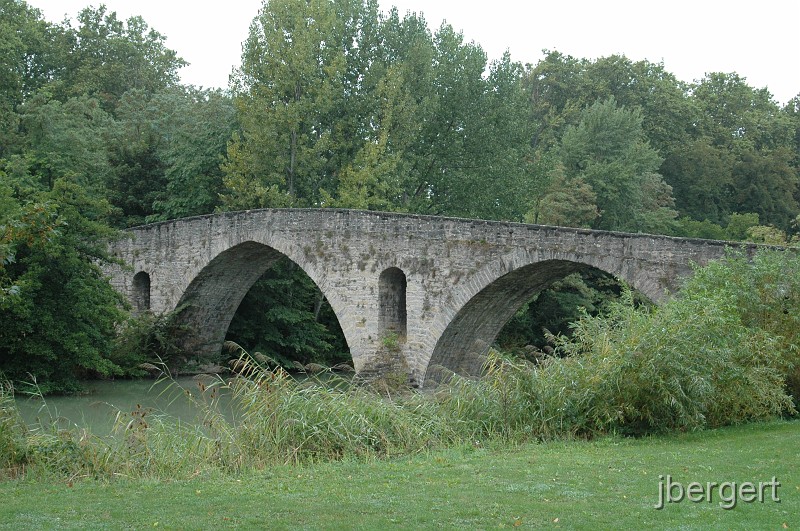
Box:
[171,241,351,364]
[422,254,653,385]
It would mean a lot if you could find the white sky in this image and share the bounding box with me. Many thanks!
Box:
[30,0,799,105]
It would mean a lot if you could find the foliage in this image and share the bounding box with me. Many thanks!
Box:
[0,175,126,394]
[223,1,533,219]
[0,382,28,475]
[15,93,115,195]
[496,269,636,352]
[550,292,790,435]
[493,249,800,437]
[683,249,800,399]
[0,0,70,159]
[109,310,189,376]
[56,5,186,113]
[674,73,799,229]
[108,87,236,226]
[148,87,236,221]
[558,97,677,232]
[225,257,349,369]
[224,0,358,206]
[524,163,598,228]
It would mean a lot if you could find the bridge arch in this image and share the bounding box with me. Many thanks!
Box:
[171,240,351,365]
[423,252,656,385]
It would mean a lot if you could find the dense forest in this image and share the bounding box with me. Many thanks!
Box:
[1,0,799,392]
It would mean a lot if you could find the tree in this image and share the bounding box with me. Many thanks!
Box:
[226,258,348,368]
[322,65,416,211]
[732,147,798,229]
[524,50,584,154]
[14,93,114,194]
[57,6,186,114]
[525,163,598,228]
[525,52,694,158]
[0,0,71,158]
[0,174,126,393]
[660,139,735,225]
[682,73,799,228]
[223,0,360,208]
[581,55,694,157]
[225,3,534,220]
[558,97,676,232]
[105,89,167,227]
[150,88,237,221]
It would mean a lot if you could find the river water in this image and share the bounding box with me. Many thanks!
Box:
[13,376,229,434]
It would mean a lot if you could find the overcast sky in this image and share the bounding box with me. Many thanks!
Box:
[30,0,799,105]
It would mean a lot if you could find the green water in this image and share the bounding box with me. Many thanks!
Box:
[14,376,231,434]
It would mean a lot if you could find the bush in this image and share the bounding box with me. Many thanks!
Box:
[110,310,190,376]
[0,382,29,476]
[545,289,792,435]
[682,249,800,401]
[514,248,800,436]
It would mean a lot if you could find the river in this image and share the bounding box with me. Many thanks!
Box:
[13,376,230,434]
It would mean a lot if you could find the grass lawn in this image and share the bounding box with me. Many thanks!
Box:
[1,420,797,529]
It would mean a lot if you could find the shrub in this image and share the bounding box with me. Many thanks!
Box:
[110,309,190,376]
[0,382,29,476]
[681,249,800,402]
[530,248,800,436]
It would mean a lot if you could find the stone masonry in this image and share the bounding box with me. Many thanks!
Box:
[106,209,750,387]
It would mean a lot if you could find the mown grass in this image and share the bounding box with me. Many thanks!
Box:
[1,420,796,529]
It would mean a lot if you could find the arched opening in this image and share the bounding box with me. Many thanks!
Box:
[379,267,407,342]
[496,267,650,356]
[226,256,349,370]
[132,271,151,313]
[173,241,350,372]
[424,260,651,385]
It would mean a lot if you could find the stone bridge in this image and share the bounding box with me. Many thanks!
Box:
[106,209,742,386]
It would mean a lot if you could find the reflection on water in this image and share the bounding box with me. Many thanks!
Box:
[14,376,231,435]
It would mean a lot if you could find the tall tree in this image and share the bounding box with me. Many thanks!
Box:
[14,93,114,194]
[685,73,799,228]
[558,97,676,232]
[150,87,237,221]
[0,0,69,158]
[0,172,126,393]
[223,0,362,208]
[660,139,735,225]
[57,6,186,113]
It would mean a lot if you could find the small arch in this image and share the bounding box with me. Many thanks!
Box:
[132,271,151,313]
[379,267,407,341]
